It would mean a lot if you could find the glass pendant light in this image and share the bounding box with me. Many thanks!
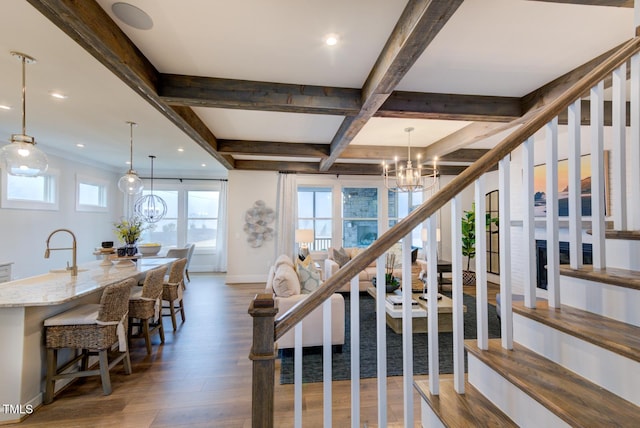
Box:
[117,121,144,195]
[0,52,48,177]
[134,155,167,223]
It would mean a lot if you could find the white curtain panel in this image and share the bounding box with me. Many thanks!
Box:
[275,173,297,259]
[212,180,228,272]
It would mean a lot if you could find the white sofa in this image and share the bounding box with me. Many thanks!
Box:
[324,246,405,293]
[266,257,345,350]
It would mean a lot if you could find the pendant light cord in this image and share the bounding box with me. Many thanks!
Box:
[20,56,26,135]
[127,121,137,172]
[149,155,155,194]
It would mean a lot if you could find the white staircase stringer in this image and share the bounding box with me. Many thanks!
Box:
[513,312,640,406]
[467,355,570,428]
[560,275,640,327]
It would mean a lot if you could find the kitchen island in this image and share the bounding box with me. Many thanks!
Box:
[0,258,175,423]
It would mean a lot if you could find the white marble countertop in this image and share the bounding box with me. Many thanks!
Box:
[0,259,175,308]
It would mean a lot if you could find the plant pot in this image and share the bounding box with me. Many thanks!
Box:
[463,270,476,286]
[125,244,137,257]
[372,276,401,293]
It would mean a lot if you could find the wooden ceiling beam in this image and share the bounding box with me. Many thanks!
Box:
[218,140,330,157]
[27,0,234,170]
[377,91,522,122]
[159,75,361,116]
[319,0,465,171]
[526,0,632,7]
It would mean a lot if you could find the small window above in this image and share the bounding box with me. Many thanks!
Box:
[76,174,108,212]
[1,168,59,210]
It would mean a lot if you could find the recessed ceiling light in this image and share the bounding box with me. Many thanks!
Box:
[0,104,11,110]
[201,163,206,167]
[112,2,154,30]
[126,161,131,165]
[76,143,85,148]
[49,91,68,100]
[325,34,339,46]
[177,148,184,152]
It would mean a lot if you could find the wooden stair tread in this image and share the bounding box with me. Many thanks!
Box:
[415,378,517,427]
[559,265,640,291]
[465,339,640,427]
[586,229,640,240]
[513,300,640,363]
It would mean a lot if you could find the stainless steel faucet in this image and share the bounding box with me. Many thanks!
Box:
[44,229,78,276]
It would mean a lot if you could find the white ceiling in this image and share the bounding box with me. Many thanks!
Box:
[0,0,635,177]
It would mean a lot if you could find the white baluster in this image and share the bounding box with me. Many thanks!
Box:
[499,155,513,350]
[613,63,627,231]
[522,137,536,308]
[591,81,606,270]
[426,217,439,395]
[375,254,387,426]
[474,177,488,350]
[546,118,560,308]
[294,322,303,428]
[632,53,640,230]
[402,234,416,418]
[350,275,360,428]
[568,100,583,269]
[322,298,332,428]
[451,195,464,393]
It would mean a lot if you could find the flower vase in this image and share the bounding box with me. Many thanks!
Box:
[125,244,137,257]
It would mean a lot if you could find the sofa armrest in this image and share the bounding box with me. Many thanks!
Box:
[324,258,340,281]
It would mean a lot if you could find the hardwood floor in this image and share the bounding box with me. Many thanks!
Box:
[10,274,499,427]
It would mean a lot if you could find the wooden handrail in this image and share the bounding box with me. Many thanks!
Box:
[274,35,640,341]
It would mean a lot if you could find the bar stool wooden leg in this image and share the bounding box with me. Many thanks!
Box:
[179,300,185,323]
[123,350,132,375]
[142,319,152,355]
[169,303,177,331]
[159,319,165,344]
[98,350,112,395]
[45,348,57,405]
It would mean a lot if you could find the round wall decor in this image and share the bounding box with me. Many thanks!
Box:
[243,200,275,248]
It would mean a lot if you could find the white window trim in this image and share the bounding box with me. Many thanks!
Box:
[1,168,60,211]
[75,174,109,212]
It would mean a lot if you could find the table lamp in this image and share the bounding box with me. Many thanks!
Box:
[295,229,314,260]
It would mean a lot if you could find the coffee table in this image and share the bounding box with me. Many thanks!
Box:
[366,287,466,334]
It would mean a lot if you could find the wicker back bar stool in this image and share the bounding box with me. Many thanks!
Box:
[162,258,188,331]
[184,243,195,282]
[128,266,166,354]
[43,278,135,404]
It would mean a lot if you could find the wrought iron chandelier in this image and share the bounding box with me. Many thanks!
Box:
[134,155,167,223]
[382,127,438,193]
[0,52,48,176]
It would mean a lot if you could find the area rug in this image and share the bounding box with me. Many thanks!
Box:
[279,292,501,384]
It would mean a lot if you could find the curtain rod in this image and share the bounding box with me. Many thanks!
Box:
[139,177,228,182]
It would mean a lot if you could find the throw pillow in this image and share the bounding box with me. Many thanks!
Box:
[295,255,313,272]
[297,262,322,294]
[333,247,350,267]
[275,254,294,269]
[272,263,301,297]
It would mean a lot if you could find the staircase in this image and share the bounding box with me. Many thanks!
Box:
[250,18,640,428]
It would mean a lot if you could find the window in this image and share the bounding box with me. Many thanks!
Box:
[187,191,218,248]
[388,190,423,248]
[342,187,377,248]
[486,190,499,274]
[76,175,108,212]
[298,187,332,251]
[139,185,221,251]
[1,169,59,210]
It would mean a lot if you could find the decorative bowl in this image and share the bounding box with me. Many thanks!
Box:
[138,243,161,256]
[372,276,401,293]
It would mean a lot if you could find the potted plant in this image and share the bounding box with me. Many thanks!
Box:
[461,204,498,285]
[114,217,146,256]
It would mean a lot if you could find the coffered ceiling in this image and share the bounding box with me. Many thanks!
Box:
[0,0,635,178]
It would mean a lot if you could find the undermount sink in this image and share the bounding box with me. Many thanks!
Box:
[49,268,89,274]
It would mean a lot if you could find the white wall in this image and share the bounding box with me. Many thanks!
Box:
[226,170,278,283]
[0,154,123,280]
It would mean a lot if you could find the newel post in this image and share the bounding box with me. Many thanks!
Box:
[248,293,278,428]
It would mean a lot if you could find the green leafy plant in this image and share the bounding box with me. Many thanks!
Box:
[113,217,146,245]
[461,204,498,272]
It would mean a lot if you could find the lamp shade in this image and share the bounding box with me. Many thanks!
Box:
[117,171,144,195]
[295,229,314,244]
[1,138,48,176]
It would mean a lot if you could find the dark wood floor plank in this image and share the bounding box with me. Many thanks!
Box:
[513,300,640,363]
[415,378,517,427]
[560,264,640,290]
[466,339,640,427]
